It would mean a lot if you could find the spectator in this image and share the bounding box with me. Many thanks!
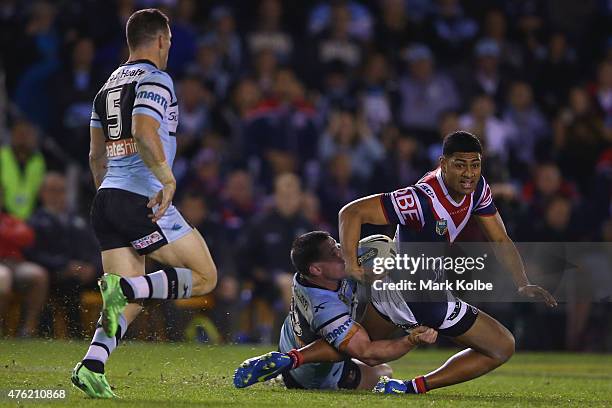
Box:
[252,48,279,96]
[591,60,612,131]
[246,0,293,64]
[318,109,385,182]
[424,0,478,65]
[555,87,609,192]
[26,172,100,337]
[318,153,362,230]
[308,1,364,84]
[482,9,523,72]
[13,1,60,129]
[459,38,512,111]
[200,6,242,76]
[397,43,460,135]
[0,120,46,220]
[237,173,312,342]
[521,161,578,221]
[166,0,197,75]
[374,0,422,67]
[185,39,231,100]
[503,81,550,167]
[0,185,48,337]
[534,32,580,115]
[220,170,258,242]
[358,53,394,135]
[371,132,427,193]
[178,148,223,210]
[175,76,212,157]
[459,94,515,165]
[308,0,373,42]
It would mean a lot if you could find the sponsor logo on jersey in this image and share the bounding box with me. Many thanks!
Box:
[106,138,138,158]
[436,219,448,236]
[324,317,353,343]
[137,90,169,110]
[131,231,163,249]
[108,68,145,82]
[357,248,377,266]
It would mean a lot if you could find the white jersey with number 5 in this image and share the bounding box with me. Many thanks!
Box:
[90,59,179,197]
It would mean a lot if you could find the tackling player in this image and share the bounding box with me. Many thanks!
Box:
[233,131,557,395]
[233,231,437,390]
[71,9,217,398]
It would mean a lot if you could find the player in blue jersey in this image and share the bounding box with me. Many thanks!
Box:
[71,9,217,398]
[233,231,437,390]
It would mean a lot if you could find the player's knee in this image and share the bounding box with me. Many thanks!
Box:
[493,332,515,365]
[376,363,393,378]
[192,261,218,295]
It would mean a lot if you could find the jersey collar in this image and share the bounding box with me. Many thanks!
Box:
[122,59,158,69]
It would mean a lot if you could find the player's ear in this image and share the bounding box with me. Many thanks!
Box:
[439,155,446,171]
[308,264,321,277]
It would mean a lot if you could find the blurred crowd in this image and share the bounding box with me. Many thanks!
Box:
[0,0,611,350]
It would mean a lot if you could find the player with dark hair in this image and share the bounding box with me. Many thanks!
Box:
[234,231,437,391]
[232,130,556,395]
[71,8,217,398]
[340,130,557,394]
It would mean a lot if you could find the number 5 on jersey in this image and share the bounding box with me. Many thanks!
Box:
[106,88,123,140]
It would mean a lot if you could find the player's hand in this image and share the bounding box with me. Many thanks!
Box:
[407,326,438,346]
[345,261,366,282]
[147,182,176,223]
[518,284,557,307]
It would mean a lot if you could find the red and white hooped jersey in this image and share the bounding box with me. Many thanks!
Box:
[380,168,497,243]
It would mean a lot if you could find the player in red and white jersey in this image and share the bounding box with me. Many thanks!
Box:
[337,130,557,394]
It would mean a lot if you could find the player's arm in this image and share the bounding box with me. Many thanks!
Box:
[475,212,557,307]
[131,114,176,222]
[339,194,389,280]
[339,323,437,367]
[89,126,108,189]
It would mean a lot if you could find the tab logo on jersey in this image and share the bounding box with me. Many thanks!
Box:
[323,316,353,344]
[136,90,169,110]
[131,231,164,250]
[106,138,138,158]
[436,219,448,236]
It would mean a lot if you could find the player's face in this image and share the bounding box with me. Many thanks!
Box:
[312,238,347,281]
[441,152,482,195]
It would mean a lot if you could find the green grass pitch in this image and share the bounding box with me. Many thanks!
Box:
[0,339,611,407]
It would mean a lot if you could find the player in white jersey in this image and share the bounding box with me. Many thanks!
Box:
[71,9,217,399]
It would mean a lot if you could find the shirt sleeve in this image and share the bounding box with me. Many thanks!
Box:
[132,71,175,124]
[90,101,102,128]
[311,293,356,350]
[380,187,424,230]
[472,176,497,216]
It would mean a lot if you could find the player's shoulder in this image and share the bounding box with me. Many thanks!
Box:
[138,69,175,91]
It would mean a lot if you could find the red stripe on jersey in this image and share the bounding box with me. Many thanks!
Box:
[422,171,472,227]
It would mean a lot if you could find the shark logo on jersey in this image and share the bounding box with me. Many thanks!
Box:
[436,219,448,236]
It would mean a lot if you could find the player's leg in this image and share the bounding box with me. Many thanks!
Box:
[360,302,399,340]
[351,360,392,390]
[13,262,48,336]
[116,228,217,302]
[73,247,145,398]
[422,310,514,390]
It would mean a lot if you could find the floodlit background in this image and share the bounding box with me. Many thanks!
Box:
[0,0,611,351]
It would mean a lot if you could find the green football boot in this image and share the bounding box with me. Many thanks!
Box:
[71,362,116,398]
[98,274,128,337]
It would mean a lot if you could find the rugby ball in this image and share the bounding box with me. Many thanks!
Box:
[357,234,396,270]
